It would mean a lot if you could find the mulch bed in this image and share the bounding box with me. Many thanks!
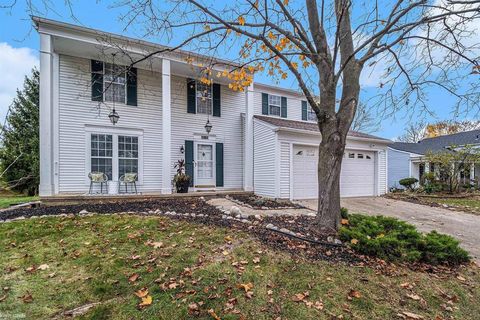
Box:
[228,194,305,209]
[385,193,480,215]
[0,198,464,274]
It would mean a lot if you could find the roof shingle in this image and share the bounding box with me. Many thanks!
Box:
[390,129,480,155]
[254,115,390,141]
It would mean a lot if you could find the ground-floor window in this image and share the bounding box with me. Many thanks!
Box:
[91,134,113,179]
[89,132,141,181]
[118,136,139,178]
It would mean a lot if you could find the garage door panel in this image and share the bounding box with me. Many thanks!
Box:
[292,146,375,199]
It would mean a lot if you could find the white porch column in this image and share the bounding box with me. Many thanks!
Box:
[161,59,172,194]
[39,33,55,196]
[470,163,475,184]
[243,83,254,191]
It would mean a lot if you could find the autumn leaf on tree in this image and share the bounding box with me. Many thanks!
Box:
[238,16,245,26]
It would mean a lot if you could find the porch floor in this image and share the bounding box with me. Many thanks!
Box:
[40,189,251,205]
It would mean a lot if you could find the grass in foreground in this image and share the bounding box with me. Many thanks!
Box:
[0,215,479,319]
[0,196,38,209]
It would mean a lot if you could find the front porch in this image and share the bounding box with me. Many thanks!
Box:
[40,189,251,205]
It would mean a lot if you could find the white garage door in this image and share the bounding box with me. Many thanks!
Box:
[340,150,376,197]
[292,145,318,199]
[292,145,376,199]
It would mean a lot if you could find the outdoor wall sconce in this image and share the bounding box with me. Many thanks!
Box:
[204,119,212,134]
[180,145,185,154]
[109,108,120,125]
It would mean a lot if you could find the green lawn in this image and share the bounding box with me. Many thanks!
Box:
[0,215,479,319]
[0,196,38,209]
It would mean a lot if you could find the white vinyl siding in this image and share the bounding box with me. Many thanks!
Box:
[377,150,387,195]
[58,55,162,193]
[253,119,277,197]
[170,76,244,189]
[279,142,291,198]
[387,148,411,190]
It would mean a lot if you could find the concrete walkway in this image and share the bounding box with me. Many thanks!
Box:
[298,197,480,262]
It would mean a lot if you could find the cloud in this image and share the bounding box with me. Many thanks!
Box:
[0,42,39,123]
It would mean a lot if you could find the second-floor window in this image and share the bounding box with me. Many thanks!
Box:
[268,95,281,117]
[196,82,212,115]
[307,104,316,121]
[104,63,126,103]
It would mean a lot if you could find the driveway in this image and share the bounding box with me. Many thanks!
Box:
[299,197,480,262]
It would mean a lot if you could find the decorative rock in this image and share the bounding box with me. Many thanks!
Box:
[240,219,252,224]
[265,223,278,231]
[230,206,242,215]
[261,206,269,210]
[200,196,205,201]
[327,236,334,243]
[334,239,342,245]
[79,209,89,214]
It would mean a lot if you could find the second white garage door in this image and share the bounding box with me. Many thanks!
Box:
[292,145,376,199]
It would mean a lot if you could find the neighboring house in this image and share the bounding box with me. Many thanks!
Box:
[35,17,390,200]
[388,130,480,189]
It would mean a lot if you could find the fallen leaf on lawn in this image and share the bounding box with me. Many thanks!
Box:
[224,236,233,242]
[128,273,140,283]
[188,302,200,315]
[406,293,421,301]
[291,291,309,302]
[401,311,424,319]
[341,219,349,225]
[400,282,413,289]
[20,293,33,303]
[134,288,149,298]
[0,295,7,302]
[146,240,164,249]
[348,289,361,299]
[138,295,152,308]
[25,266,36,273]
[236,282,254,292]
[222,250,229,256]
[313,300,324,310]
[456,275,466,282]
[48,272,56,278]
[350,239,359,245]
[267,289,273,295]
[245,291,254,299]
[208,309,221,320]
[131,255,141,260]
[37,264,49,270]
[253,257,260,264]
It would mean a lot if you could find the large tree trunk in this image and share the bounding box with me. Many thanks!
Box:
[315,120,347,231]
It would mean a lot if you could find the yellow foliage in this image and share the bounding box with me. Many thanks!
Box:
[238,16,245,26]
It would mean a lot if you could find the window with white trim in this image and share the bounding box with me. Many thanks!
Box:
[104,63,126,103]
[196,82,212,114]
[91,134,113,179]
[268,94,281,116]
[89,133,141,182]
[307,104,317,121]
[118,136,139,178]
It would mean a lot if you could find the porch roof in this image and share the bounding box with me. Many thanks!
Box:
[253,115,390,143]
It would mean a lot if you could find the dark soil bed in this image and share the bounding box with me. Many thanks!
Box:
[229,194,305,209]
[0,198,461,274]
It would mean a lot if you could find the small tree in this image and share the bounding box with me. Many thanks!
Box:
[0,69,39,195]
[425,146,480,193]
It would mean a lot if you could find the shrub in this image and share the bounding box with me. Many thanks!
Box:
[339,214,469,265]
[399,177,418,191]
[340,207,349,219]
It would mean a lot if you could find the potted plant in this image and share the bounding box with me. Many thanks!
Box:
[173,159,191,193]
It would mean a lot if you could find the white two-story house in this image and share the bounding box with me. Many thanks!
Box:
[35,17,390,200]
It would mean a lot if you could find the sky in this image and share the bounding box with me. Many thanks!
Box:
[0,0,478,139]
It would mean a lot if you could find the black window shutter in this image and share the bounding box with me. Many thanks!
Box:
[91,60,103,102]
[216,143,224,187]
[185,140,194,187]
[262,93,269,115]
[301,100,308,121]
[212,83,221,117]
[126,67,137,106]
[281,96,288,118]
[187,79,196,114]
